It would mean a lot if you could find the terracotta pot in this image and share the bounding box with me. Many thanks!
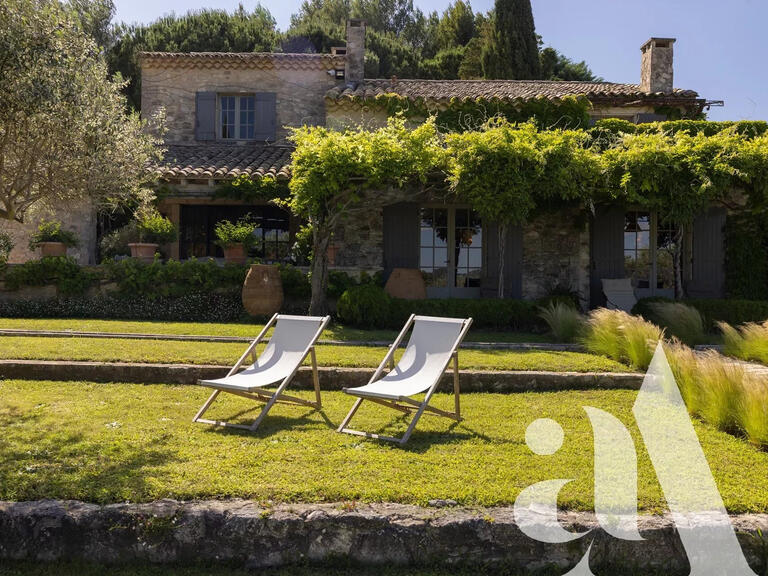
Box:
[222,243,247,264]
[384,268,427,300]
[128,243,159,263]
[38,242,67,258]
[242,264,283,316]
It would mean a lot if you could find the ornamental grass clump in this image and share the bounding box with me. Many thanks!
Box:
[664,341,703,415]
[694,351,745,435]
[719,321,768,365]
[739,379,768,448]
[647,301,707,346]
[538,301,584,342]
[621,314,664,371]
[581,308,663,370]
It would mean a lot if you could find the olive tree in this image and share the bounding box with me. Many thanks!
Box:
[0,0,163,224]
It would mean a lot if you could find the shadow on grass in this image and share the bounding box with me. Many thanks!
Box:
[0,406,176,503]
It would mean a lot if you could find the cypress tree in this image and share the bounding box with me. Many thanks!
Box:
[481,0,541,79]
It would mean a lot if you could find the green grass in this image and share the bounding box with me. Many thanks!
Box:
[0,336,628,372]
[0,318,550,343]
[2,380,767,513]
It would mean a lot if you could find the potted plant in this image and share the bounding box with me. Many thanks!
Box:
[128,209,177,262]
[214,216,259,264]
[29,219,79,258]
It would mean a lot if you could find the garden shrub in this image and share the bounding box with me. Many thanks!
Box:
[0,231,14,266]
[645,301,706,345]
[724,212,768,300]
[214,216,258,248]
[4,257,99,296]
[278,264,311,300]
[337,284,392,329]
[635,297,768,330]
[28,219,79,249]
[538,301,583,342]
[99,222,138,260]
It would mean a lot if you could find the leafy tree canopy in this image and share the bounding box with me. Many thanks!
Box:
[0,0,162,223]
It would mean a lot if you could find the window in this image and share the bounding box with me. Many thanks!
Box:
[219,95,255,140]
[179,205,291,262]
[419,206,482,297]
[623,211,678,298]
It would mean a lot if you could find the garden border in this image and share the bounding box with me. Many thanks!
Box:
[0,359,642,391]
[0,499,765,572]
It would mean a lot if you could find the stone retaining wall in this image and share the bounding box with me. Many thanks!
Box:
[0,499,765,572]
[0,360,643,391]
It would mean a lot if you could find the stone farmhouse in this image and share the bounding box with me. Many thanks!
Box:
[17,20,725,308]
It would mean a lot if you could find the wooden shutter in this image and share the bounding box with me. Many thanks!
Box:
[383,202,419,281]
[195,92,216,141]
[688,207,726,298]
[482,222,523,298]
[254,93,277,141]
[590,205,626,308]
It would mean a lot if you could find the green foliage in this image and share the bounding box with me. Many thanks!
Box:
[214,174,289,203]
[592,118,768,138]
[4,257,99,296]
[719,320,768,365]
[539,46,600,81]
[337,285,393,329]
[136,211,177,245]
[0,230,14,265]
[538,301,584,342]
[724,212,768,299]
[480,0,540,80]
[278,264,311,300]
[108,6,279,109]
[644,301,706,346]
[28,220,79,249]
[389,298,544,331]
[581,308,663,370]
[214,216,259,248]
[98,222,138,260]
[0,0,162,221]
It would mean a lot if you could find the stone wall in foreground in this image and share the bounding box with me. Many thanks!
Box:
[0,500,766,572]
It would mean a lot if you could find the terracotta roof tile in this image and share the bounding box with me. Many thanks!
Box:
[159,144,292,180]
[140,51,345,71]
[325,78,699,104]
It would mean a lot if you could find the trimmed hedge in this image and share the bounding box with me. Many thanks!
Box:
[337,285,545,331]
[633,297,768,330]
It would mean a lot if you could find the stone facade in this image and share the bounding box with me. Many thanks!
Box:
[141,61,342,145]
[641,38,675,94]
[4,200,97,265]
[521,209,591,307]
[332,207,384,269]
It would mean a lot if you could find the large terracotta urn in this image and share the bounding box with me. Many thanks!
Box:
[38,242,67,258]
[385,268,427,300]
[242,264,283,316]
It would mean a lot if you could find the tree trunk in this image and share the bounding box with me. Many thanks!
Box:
[497,223,507,298]
[674,224,685,300]
[309,224,332,315]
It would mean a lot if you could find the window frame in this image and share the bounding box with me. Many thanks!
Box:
[623,209,677,299]
[418,203,483,299]
[217,93,257,141]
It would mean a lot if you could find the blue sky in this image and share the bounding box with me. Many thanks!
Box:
[113,0,766,121]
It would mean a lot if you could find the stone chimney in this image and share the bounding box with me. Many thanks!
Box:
[640,37,675,94]
[345,19,365,87]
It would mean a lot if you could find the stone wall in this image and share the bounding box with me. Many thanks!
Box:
[332,207,384,269]
[4,200,97,265]
[522,209,591,307]
[141,66,341,145]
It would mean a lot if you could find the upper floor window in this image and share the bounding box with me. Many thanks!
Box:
[219,95,255,140]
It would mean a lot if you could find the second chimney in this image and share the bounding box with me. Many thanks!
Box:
[640,37,675,94]
[345,19,365,87]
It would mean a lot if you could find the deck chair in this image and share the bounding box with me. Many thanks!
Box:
[602,278,638,312]
[337,314,473,445]
[193,313,330,432]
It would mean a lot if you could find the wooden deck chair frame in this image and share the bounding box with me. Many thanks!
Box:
[193,313,330,432]
[337,314,473,445]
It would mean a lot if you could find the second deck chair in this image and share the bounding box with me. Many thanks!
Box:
[602,278,638,312]
[337,314,473,445]
[193,313,330,432]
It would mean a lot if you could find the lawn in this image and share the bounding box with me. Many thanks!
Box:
[2,380,767,513]
[0,318,550,343]
[0,336,627,372]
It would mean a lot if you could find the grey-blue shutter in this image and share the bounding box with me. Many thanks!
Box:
[590,205,626,308]
[481,222,523,298]
[195,92,216,141]
[254,92,277,141]
[383,202,419,281]
[688,207,726,298]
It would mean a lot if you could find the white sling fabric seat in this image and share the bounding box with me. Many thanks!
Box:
[193,313,330,432]
[602,278,638,312]
[338,314,473,444]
